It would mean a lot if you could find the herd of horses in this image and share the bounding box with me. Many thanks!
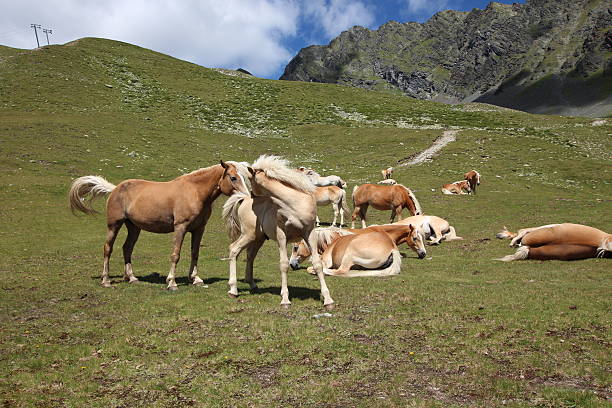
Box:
[69,155,611,308]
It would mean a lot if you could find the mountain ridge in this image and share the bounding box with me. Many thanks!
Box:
[280,0,612,117]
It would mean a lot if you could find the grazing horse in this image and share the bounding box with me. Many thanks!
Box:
[291,223,427,266]
[464,170,481,194]
[313,185,349,227]
[395,215,462,245]
[495,223,611,261]
[378,179,397,185]
[351,184,422,228]
[223,155,334,309]
[441,180,472,195]
[381,167,394,180]
[68,161,250,289]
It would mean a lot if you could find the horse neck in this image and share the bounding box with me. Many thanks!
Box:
[262,179,313,210]
[380,225,410,244]
[400,188,417,214]
[182,164,224,201]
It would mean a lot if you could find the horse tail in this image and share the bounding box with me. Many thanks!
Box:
[311,227,352,252]
[222,192,248,241]
[68,175,116,215]
[339,188,350,216]
[399,184,422,215]
[351,185,360,206]
[494,246,529,262]
[382,248,402,275]
[445,226,463,241]
[495,226,517,240]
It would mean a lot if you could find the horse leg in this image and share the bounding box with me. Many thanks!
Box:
[339,202,345,228]
[227,234,253,298]
[316,213,321,227]
[390,206,402,223]
[102,221,123,287]
[122,220,140,283]
[187,226,205,286]
[166,226,187,290]
[245,237,265,292]
[307,230,335,309]
[331,202,339,227]
[351,206,360,229]
[276,229,291,307]
[429,223,444,245]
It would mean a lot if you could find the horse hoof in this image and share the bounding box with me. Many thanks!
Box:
[167,286,178,291]
[101,282,112,288]
[324,303,335,311]
[281,303,291,309]
[193,281,204,287]
[228,292,238,299]
[129,278,139,284]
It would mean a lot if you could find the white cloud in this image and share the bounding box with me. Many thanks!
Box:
[0,0,300,78]
[303,0,375,39]
[403,0,450,16]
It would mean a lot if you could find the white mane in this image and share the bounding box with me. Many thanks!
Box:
[252,155,315,193]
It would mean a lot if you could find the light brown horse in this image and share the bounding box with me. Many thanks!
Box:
[395,215,462,245]
[314,185,349,227]
[293,224,424,277]
[351,184,422,228]
[222,155,334,309]
[441,180,472,195]
[464,170,481,194]
[381,167,394,180]
[289,223,427,270]
[495,223,611,261]
[69,161,250,289]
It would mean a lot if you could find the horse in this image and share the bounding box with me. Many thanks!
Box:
[305,169,347,189]
[395,215,462,245]
[351,184,422,228]
[222,155,334,309]
[464,170,481,194]
[441,180,472,195]
[68,161,250,289]
[495,223,611,261]
[313,185,349,227]
[378,179,397,185]
[290,223,427,269]
[381,167,394,180]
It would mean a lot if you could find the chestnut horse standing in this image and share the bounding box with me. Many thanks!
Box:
[381,167,394,180]
[69,161,250,289]
[351,184,422,228]
[495,223,611,261]
[464,170,480,194]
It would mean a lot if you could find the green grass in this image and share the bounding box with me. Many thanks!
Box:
[0,38,610,407]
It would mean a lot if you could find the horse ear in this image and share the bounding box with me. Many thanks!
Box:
[220,160,228,169]
[408,224,415,232]
[248,167,255,176]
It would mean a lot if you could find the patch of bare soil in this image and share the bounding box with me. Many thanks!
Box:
[398,130,459,166]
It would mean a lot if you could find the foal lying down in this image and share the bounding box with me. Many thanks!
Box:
[495,223,611,261]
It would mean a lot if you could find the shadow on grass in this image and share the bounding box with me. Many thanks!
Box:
[92,273,228,287]
[251,285,323,301]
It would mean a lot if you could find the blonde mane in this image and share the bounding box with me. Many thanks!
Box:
[252,155,315,193]
[398,184,422,214]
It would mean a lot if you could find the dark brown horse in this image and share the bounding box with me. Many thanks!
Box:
[351,184,422,228]
[69,161,250,289]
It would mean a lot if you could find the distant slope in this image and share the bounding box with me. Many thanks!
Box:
[280,0,612,117]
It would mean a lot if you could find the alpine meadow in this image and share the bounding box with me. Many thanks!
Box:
[0,37,610,407]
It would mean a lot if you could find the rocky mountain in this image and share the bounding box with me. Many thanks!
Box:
[280,0,611,117]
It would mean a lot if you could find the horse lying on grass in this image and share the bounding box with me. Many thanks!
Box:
[299,167,347,188]
[495,223,611,261]
[395,215,463,245]
[351,183,422,228]
[289,223,427,273]
[69,161,250,289]
[313,185,349,227]
[441,180,472,195]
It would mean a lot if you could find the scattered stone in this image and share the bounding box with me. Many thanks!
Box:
[312,313,333,319]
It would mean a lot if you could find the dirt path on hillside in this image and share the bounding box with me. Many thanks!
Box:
[398,130,459,166]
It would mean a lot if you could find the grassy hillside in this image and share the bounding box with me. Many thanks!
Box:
[0,38,610,407]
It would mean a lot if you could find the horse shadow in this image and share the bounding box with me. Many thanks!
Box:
[250,284,323,301]
[317,222,347,228]
[92,273,227,287]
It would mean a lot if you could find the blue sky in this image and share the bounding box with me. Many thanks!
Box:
[0,0,525,80]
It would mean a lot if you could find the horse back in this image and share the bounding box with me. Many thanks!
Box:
[522,223,607,248]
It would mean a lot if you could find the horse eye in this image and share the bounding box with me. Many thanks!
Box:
[230,176,237,181]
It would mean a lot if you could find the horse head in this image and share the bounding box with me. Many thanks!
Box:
[289,240,311,270]
[219,161,250,196]
[403,224,426,259]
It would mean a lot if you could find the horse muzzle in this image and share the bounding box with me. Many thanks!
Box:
[417,250,426,259]
[289,259,300,270]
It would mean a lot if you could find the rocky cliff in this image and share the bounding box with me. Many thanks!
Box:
[280,0,611,117]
